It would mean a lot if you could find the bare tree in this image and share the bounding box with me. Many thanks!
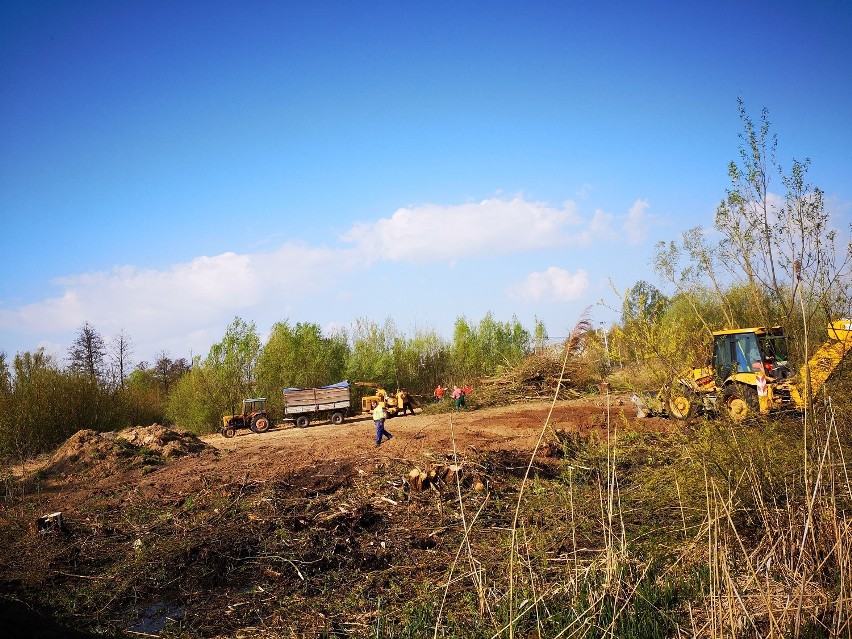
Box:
[68,322,106,382]
[153,351,190,395]
[658,99,851,333]
[110,328,134,389]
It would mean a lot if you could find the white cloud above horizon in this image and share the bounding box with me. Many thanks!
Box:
[342,195,588,262]
[0,195,655,362]
[508,267,590,302]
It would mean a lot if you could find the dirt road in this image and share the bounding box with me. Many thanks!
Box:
[22,393,674,513]
[201,393,669,479]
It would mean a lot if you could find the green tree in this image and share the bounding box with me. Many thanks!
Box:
[451,312,531,381]
[392,328,450,398]
[205,317,261,407]
[345,317,398,392]
[122,366,168,426]
[533,317,549,353]
[0,349,115,460]
[165,318,260,434]
[165,362,223,434]
[614,281,670,365]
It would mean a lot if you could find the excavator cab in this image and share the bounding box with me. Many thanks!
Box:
[711,326,790,383]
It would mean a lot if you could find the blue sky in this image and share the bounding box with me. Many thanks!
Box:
[1,0,851,366]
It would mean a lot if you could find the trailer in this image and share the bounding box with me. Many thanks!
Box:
[283,381,351,428]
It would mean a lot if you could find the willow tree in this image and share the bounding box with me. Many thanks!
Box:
[345,317,399,393]
[450,312,531,382]
[655,99,851,340]
[715,97,851,327]
[166,317,261,433]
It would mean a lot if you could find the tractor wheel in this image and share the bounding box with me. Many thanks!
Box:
[331,412,345,425]
[251,415,271,433]
[724,384,758,421]
[221,426,236,439]
[296,415,310,428]
[668,393,696,420]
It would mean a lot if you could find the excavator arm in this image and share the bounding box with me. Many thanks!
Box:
[794,319,852,405]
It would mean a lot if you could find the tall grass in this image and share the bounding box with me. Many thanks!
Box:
[475,318,852,638]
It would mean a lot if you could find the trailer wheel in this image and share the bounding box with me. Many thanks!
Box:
[296,415,310,428]
[331,412,345,425]
[221,426,236,439]
[251,415,271,433]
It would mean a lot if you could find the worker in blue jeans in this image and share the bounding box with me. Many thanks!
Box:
[373,401,393,447]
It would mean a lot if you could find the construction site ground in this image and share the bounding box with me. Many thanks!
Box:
[2,394,680,638]
[21,393,671,510]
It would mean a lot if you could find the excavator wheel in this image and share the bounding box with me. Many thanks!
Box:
[251,415,271,433]
[668,393,696,420]
[724,384,758,421]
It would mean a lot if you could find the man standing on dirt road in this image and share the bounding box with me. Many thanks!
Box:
[373,401,393,447]
[400,389,415,415]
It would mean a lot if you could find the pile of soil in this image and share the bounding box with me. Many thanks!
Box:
[116,423,209,458]
[42,424,213,480]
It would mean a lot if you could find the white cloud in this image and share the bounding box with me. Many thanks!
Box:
[509,267,589,302]
[342,195,583,262]
[0,194,653,361]
[0,242,349,361]
[622,199,651,245]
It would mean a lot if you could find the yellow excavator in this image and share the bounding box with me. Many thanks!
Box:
[661,319,852,420]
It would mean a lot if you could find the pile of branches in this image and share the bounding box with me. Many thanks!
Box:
[474,317,597,407]
[475,352,586,407]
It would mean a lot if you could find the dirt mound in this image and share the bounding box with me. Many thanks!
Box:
[116,424,209,457]
[42,424,213,479]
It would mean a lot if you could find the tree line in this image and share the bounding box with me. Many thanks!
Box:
[0,312,541,460]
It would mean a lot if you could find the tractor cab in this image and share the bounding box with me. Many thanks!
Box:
[241,398,268,417]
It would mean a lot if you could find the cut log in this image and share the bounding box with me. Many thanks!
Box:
[408,467,429,492]
[442,464,463,484]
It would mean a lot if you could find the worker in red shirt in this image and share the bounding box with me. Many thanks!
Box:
[434,384,446,402]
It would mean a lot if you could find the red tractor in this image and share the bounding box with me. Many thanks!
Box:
[221,398,272,438]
